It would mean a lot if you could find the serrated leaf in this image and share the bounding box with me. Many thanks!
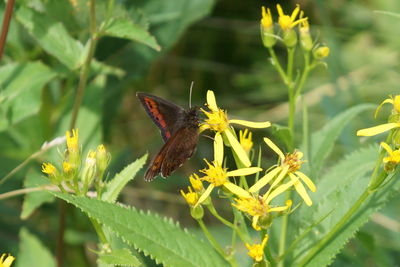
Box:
[21,169,54,219]
[98,248,141,267]
[51,192,228,267]
[304,104,375,176]
[0,62,56,131]
[16,228,56,267]
[16,6,84,69]
[289,145,400,266]
[102,17,160,51]
[102,154,147,203]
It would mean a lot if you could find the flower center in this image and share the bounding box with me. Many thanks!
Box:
[278,15,292,30]
[201,107,229,133]
[200,161,228,186]
[283,151,303,173]
[234,197,270,217]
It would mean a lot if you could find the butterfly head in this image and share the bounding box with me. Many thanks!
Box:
[186,106,200,128]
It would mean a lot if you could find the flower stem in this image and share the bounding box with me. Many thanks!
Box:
[277,189,291,267]
[287,47,295,83]
[89,217,108,244]
[268,47,288,85]
[197,219,238,267]
[69,0,98,130]
[0,0,15,61]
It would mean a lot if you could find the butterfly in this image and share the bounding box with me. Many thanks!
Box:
[137,92,200,181]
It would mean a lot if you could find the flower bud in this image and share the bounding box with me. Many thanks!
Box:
[81,150,97,188]
[65,129,80,171]
[96,144,110,174]
[260,7,276,48]
[313,46,330,60]
[42,163,61,184]
[282,29,297,48]
[189,174,204,192]
[190,205,204,220]
[299,12,312,51]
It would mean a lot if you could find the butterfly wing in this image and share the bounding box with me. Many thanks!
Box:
[137,92,186,142]
[144,126,199,181]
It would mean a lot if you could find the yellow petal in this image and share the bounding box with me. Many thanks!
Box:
[229,119,271,129]
[206,90,218,111]
[270,165,289,189]
[196,184,214,206]
[356,123,400,136]
[289,173,312,206]
[214,132,224,165]
[264,137,285,160]
[224,182,251,198]
[375,98,393,118]
[295,171,316,192]
[249,167,281,193]
[380,142,393,154]
[227,167,262,177]
[252,215,261,231]
[291,4,300,21]
[264,179,295,203]
[199,124,210,133]
[276,4,284,17]
[268,206,288,212]
[225,130,251,167]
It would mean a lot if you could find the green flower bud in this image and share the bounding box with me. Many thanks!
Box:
[282,29,297,48]
[96,144,110,174]
[313,46,330,60]
[81,151,97,189]
[190,205,204,220]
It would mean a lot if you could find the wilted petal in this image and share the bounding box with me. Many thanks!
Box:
[225,130,251,167]
[227,167,262,177]
[214,132,224,165]
[249,167,281,193]
[295,171,316,192]
[224,182,251,198]
[356,123,400,136]
[289,173,312,206]
[229,119,271,129]
[206,90,218,111]
[196,184,214,206]
[264,137,285,160]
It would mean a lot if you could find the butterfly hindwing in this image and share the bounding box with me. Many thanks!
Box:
[137,92,186,142]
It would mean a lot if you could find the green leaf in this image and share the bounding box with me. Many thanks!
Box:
[51,192,228,267]
[289,145,400,266]
[16,6,84,70]
[16,228,56,267]
[304,104,375,176]
[102,154,147,202]
[21,169,54,219]
[102,17,160,51]
[98,248,141,267]
[0,62,56,131]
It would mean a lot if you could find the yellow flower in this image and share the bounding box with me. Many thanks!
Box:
[189,173,204,192]
[66,129,79,152]
[249,138,316,206]
[239,129,253,154]
[42,162,57,175]
[0,253,15,267]
[261,6,273,29]
[357,95,400,137]
[200,90,271,167]
[233,183,293,230]
[381,142,400,164]
[276,4,307,31]
[195,134,262,206]
[245,235,269,262]
[181,187,199,206]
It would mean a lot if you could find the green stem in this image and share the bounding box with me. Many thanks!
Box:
[277,190,291,267]
[197,219,238,267]
[295,52,311,99]
[207,203,250,243]
[287,48,295,83]
[261,229,274,264]
[89,217,108,244]
[268,47,288,85]
[69,0,98,130]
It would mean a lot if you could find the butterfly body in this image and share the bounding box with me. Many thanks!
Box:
[137,92,200,181]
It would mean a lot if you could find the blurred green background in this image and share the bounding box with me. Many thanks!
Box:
[0,0,399,266]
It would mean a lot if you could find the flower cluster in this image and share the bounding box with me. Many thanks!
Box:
[180,90,317,264]
[41,129,111,196]
[260,4,329,59]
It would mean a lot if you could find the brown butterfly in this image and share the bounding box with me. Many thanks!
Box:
[137,92,200,181]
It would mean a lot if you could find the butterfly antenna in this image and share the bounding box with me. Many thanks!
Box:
[189,81,194,108]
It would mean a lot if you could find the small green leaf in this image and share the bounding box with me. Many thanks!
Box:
[98,248,141,267]
[51,192,228,267]
[21,169,54,219]
[16,228,56,267]
[0,62,56,131]
[16,6,84,69]
[102,154,147,202]
[304,104,375,176]
[102,17,160,51]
